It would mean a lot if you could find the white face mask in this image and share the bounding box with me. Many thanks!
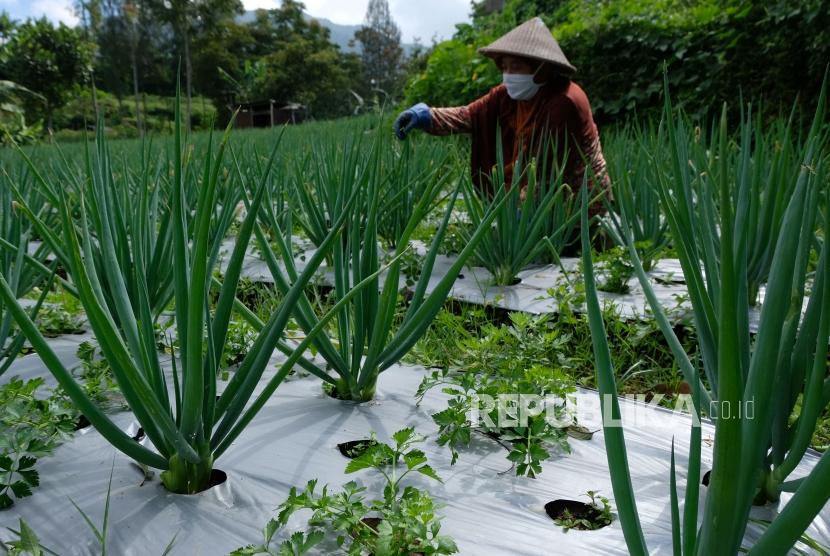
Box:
[502,63,545,100]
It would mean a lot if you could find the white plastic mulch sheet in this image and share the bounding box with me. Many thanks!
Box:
[415,256,776,333]
[28,237,778,331]
[2,352,828,555]
[2,331,93,388]
[216,236,770,333]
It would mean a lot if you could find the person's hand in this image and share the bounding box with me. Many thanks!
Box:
[394,111,416,140]
[393,103,431,140]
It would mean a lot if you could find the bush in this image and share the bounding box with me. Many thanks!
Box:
[404,38,500,108]
[405,0,830,123]
[51,89,217,140]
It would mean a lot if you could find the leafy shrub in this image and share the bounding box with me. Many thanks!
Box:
[0,377,77,508]
[404,38,500,108]
[51,89,217,140]
[414,312,577,477]
[405,0,830,123]
[235,428,457,555]
[0,80,43,145]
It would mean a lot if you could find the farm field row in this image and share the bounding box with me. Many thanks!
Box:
[1,91,828,554]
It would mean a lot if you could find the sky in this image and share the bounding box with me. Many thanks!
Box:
[0,0,472,44]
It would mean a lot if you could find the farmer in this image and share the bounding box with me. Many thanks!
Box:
[394,17,610,208]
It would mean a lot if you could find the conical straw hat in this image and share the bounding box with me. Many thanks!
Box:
[479,17,576,75]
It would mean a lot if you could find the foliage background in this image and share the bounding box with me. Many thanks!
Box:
[405,0,830,123]
[0,0,407,140]
[1,0,828,140]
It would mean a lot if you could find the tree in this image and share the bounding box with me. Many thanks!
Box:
[253,1,357,119]
[147,0,242,129]
[192,19,255,114]
[0,12,15,42]
[0,13,16,69]
[354,0,403,102]
[0,80,44,144]
[245,9,279,57]
[95,0,133,102]
[0,18,94,130]
[74,0,103,35]
[122,1,145,132]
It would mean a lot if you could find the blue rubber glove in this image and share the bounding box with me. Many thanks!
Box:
[394,103,431,140]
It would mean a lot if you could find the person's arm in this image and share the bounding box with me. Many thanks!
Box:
[429,87,502,136]
[394,87,503,139]
[428,106,473,135]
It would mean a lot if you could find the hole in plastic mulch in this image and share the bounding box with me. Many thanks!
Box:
[544,499,611,531]
[361,516,382,532]
[74,414,91,430]
[207,469,228,490]
[177,469,229,496]
[643,381,691,403]
[131,427,145,442]
[337,439,379,459]
[702,470,711,486]
[322,382,341,400]
[322,382,373,402]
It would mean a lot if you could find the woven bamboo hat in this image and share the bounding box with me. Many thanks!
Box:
[479,17,576,75]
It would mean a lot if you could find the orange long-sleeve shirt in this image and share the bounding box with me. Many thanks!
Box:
[427,79,610,209]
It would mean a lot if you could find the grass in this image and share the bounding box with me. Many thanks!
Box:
[51,89,217,141]
[406,297,697,408]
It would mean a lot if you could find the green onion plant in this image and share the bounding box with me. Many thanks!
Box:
[377,139,455,248]
[0,88,363,493]
[10,129,238,325]
[601,123,670,271]
[461,134,583,285]
[0,172,52,376]
[253,125,508,401]
[581,79,830,554]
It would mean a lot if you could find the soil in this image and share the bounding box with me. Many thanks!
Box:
[643,381,691,403]
[207,469,227,489]
[443,298,514,328]
[544,499,611,531]
[336,439,396,465]
[74,414,91,430]
[654,273,686,285]
[361,516,382,532]
[234,282,279,313]
[42,327,86,338]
